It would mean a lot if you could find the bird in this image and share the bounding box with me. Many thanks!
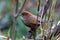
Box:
[20,11,40,39]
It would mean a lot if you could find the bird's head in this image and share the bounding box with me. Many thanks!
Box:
[20,11,32,19]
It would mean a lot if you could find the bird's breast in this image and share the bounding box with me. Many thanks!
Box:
[24,16,40,26]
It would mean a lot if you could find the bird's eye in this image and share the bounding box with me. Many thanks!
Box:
[21,13,25,16]
[21,12,28,16]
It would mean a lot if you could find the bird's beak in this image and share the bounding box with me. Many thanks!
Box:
[19,14,23,18]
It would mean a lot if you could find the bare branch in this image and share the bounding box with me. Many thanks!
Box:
[38,0,52,19]
[15,0,18,13]
[36,0,52,40]
[11,0,18,40]
[16,0,27,18]
[37,0,41,11]
[36,21,60,40]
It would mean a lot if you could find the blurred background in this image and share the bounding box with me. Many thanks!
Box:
[0,0,60,40]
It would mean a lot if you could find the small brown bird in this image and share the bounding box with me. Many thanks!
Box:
[20,11,40,39]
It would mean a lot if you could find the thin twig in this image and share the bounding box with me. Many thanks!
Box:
[11,0,18,40]
[37,0,40,11]
[34,0,41,40]
[48,0,52,20]
[11,0,27,40]
[16,0,27,18]
[37,0,41,28]
[37,0,52,40]
[42,0,52,19]
[50,0,57,39]
[15,0,18,13]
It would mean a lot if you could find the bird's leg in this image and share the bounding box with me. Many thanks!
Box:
[26,29,33,39]
[25,28,36,40]
[32,29,36,40]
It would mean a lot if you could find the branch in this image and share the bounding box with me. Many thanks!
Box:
[15,0,18,13]
[37,0,52,40]
[38,0,52,19]
[37,0,41,11]
[11,0,18,40]
[16,0,27,18]
[12,0,27,19]
[36,21,60,40]
[11,0,27,40]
